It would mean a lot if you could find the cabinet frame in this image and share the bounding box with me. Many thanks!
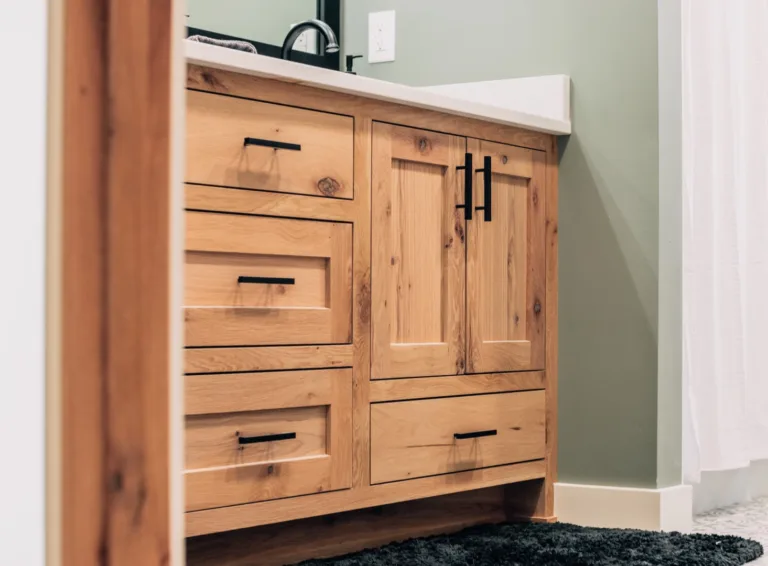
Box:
[182,67,559,543]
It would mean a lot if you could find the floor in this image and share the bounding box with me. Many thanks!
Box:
[694,497,768,565]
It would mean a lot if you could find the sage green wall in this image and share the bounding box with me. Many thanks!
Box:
[344,0,663,487]
[656,0,683,488]
[188,0,315,46]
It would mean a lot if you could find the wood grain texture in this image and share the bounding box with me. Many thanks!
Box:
[480,140,535,179]
[180,64,559,549]
[389,125,453,165]
[351,116,373,490]
[104,1,174,564]
[61,0,108,563]
[186,488,508,566]
[542,135,560,519]
[186,308,337,347]
[187,65,549,152]
[185,406,327,469]
[186,251,328,308]
[187,89,354,199]
[371,123,466,379]
[331,220,354,343]
[186,183,356,222]
[185,369,343,416]
[528,151,548,370]
[185,368,352,511]
[186,210,345,258]
[466,139,547,373]
[369,371,545,402]
[503,139,558,522]
[186,459,546,536]
[371,391,546,484]
[184,345,353,374]
[184,211,352,347]
[186,456,337,512]
[330,361,354,489]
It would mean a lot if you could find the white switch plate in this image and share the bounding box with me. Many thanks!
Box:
[368,10,395,63]
[290,23,318,54]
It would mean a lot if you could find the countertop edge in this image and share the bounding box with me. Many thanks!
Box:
[185,42,572,136]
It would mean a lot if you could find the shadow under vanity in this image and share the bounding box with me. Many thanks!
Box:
[182,44,561,566]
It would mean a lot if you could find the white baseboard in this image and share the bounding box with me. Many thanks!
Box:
[555,483,693,532]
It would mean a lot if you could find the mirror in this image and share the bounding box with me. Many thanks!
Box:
[187,0,341,70]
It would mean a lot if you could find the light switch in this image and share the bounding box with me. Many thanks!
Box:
[369,11,395,63]
[290,23,318,54]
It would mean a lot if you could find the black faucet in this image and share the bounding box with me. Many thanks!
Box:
[281,19,339,60]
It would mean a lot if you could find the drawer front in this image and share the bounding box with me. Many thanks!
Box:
[370,390,545,484]
[185,369,352,512]
[184,211,352,347]
[187,90,354,199]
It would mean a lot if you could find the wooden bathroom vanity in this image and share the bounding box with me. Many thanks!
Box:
[183,44,566,565]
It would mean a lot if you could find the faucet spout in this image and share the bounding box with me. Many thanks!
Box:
[281,19,339,60]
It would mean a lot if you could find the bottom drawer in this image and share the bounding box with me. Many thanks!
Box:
[185,368,352,512]
[371,390,545,484]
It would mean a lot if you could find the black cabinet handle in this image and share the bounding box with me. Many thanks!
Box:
[237,276,295,285]
[455,152,473,221]
[454,429,497,440]
[475,156,492,222]
[237,432,296,445]
[244,137,302,151]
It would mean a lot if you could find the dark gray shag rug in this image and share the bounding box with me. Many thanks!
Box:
[298,522,764,565]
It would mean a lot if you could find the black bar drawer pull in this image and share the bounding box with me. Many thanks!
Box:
[455,152,473,221]
[244,137,302,151]
[475,155,492,222]
[454,429,497,440]
[238,276,295,285]
[238,432,296,445]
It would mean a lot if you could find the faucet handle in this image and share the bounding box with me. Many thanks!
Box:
[346,54,363,74]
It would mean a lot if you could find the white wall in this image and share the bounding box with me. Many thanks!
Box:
[693,461,768,514]
[0,0,48,564]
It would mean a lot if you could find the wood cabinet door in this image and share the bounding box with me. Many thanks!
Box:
[466,139,546,373]
[371,123,467,379]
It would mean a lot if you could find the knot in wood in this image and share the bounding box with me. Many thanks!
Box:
[317,177,341,196]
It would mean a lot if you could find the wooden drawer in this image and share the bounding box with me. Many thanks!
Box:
[370,390,545,484]
[184,211,352,347]
[186,90,354,199]
[185,368,352,512]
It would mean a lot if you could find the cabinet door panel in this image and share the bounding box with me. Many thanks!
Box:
[372,123,466,379]
[467,139,546,373]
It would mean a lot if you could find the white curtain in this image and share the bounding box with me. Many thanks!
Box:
[682,0,768,485]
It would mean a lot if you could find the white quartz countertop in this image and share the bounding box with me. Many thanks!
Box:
[186,42,571,136]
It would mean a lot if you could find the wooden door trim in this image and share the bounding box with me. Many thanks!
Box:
[56,1,182,565]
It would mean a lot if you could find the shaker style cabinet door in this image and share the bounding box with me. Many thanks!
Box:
[371,123,467,379]
[466,139,546,373]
